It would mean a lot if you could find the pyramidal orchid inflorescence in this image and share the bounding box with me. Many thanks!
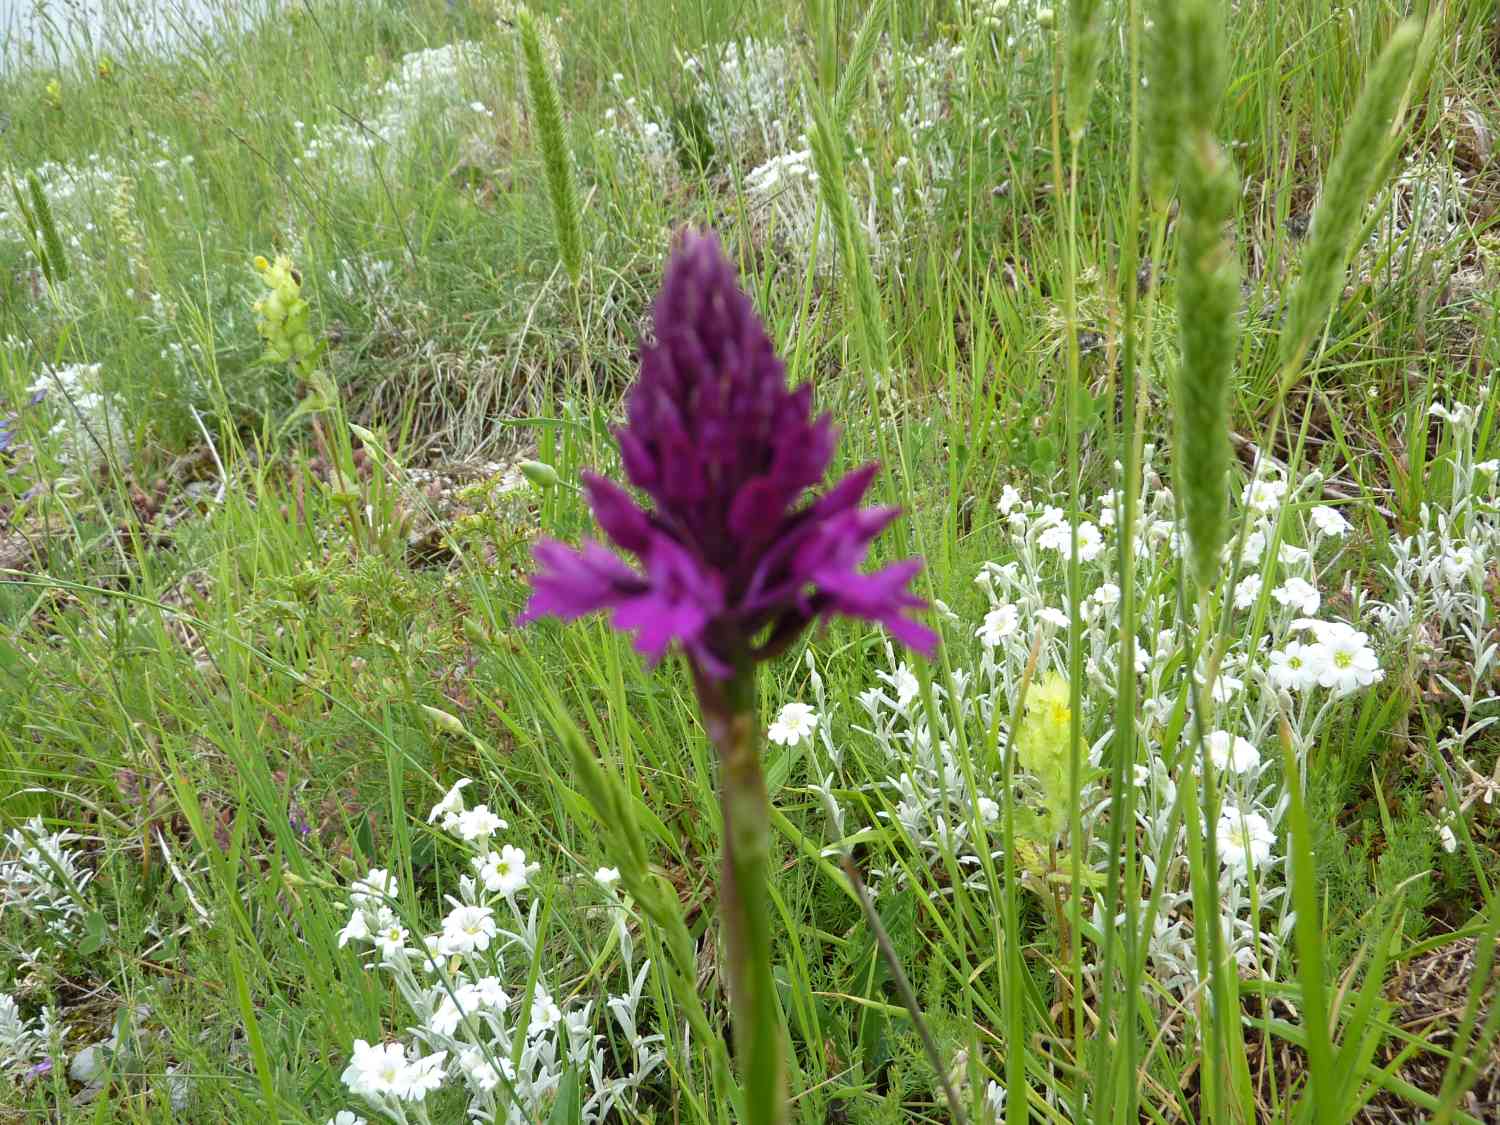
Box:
[519,229,936,684]
[519,230,934,1124]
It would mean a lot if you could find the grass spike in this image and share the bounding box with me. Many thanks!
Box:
[518,6,584,287]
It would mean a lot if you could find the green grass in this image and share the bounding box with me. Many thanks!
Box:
[2,0,1499,1122]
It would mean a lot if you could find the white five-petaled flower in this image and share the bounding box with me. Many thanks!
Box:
[329,1113,367,1125]
[1309,506,1350,537]
[439,903,497,956]
[1039,519,1104,561]
[337,909,372,949]
[373,917,410,959]
[595,866,621,889]
[976,603,1019,646]
[393,1050,447,1101]
[1272,577,1321,615]
[1233,574,1263,609]
[998,484,1022,514]
[474,844,533,897]
[1294,619,1383,695]
[1244,475,1288,515]
[1268,641,1317,692]
[452,804,507,843]
[427,778,473,831]
[1206,731,1260,774]
[1216,808,1276,872]
[529,989,563,1034]
[342,1039,408,1100]
[767,702,819,746]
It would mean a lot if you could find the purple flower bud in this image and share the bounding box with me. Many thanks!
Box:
[519,230,936,677]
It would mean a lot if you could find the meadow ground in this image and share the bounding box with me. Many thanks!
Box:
[0,0,1498,1122]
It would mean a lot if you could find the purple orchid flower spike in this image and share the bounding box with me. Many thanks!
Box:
[518,229,936,1124]
[519,229,937,683]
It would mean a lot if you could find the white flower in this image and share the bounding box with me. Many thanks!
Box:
[975,797,999,823]
[1206,731,1260,774]
[452,804,506,843]
[337,909,372,949]
[1440,545,1476,587]
[458,1045,503,1092]
[889,663,920,710]
[529,990,563,1034]
[1278,543,1310,565]
[1040,519,1103,561]
[350,868,397,908]
[976,603,1019,646]
[468,976,509,1010]
[1089,582,1121,610]
[1476,459,1498,478]
[373,916,410,960]
[342,1039,408,1100]
[1039,606,1070,629]
[1216,809,1276,872]
[998,484,1022,514]
[439,904,497,955]
[1437,824,1458,854]
[1209,672,1244,703]
[594,866,621,889]
[393,1050,447,1101]
[328,1113,367,1125]
[473,844,533,897]
[427,779,472,831]
[1244,475,1287,515]
[1268,642,1317,692]
[767,702,818,746]
[1309,506,1350,537]
[1272,577,1321,615]
[1428,401,1474,429]
[1306,624,1383,695]
[1233,574,1263,609]
[1238,526,1267,564]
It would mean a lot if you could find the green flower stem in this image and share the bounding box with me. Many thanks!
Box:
[707,678,786,1125]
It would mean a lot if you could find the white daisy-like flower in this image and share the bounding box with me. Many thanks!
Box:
[1309,506,1350,537]
[373,916,410,960]
[976,603,1019,646]
[767,702,818,746]
[393,1050,447,1101]
[1268,641,1317,692]
[998,484,1023,514]
[427,778,472,831]
[529,989,563,1034]
[1310,628,1383,695]
[1037,518,1103,561]
[1243,475,1287,515]
[458,1045,503,1092]
[328,1113,367,1125]
[1206,731,1260,774]
[439,904,497,956]
[594,866,621,889]
[473,844,533,897]
[342,1039,408,1100]
[1233,574,1263,609]
[1216,808,1276,872]
[452,805,506,843]
[1272,577,1321,615]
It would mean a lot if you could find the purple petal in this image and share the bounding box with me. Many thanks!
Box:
[812,559,939,655]
[583,473,653,556]
[516,539,645,625]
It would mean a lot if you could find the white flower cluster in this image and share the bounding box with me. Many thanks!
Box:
[0,131,193,263]
[598,73,676,180]
[295,43,495,184]
[25,362,127,472]
[799,445,1401,1004]
[331,780,662,1124]
[1,816,93,941]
